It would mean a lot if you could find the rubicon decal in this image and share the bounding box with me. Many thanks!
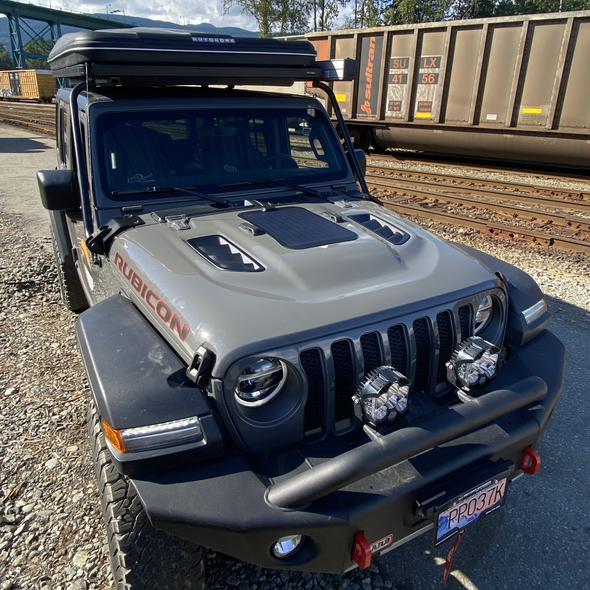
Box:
[114,252,191,342]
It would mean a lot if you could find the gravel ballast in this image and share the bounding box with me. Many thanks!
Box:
[1,125,589,589]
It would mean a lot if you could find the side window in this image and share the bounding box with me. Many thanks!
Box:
[57,107,69,167]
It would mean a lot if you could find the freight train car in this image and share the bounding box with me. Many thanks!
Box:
[0,69,55,102]
[305,11,590,166]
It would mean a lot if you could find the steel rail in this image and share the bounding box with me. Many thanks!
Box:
[381,199,590,254]
[366,166,589,203]
[367,152,590,183]
[366,178,590,231]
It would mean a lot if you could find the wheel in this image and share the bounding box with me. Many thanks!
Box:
[51,231,88,312]
[347,127,371,152]
[370,137,388,154]
[88,402,205,590]
[254,154,298,169]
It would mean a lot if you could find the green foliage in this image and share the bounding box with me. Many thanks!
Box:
[222,0,308,36]
[449,0,496,19]
[0,43,13,70]
[310,0,349,31]
[225,0,590,34]
[23,38,52,69]
[383,0,452,24]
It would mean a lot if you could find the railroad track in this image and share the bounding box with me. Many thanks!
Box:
[0,101,56,134]
[1,101,589,254]
[366,162,590,254]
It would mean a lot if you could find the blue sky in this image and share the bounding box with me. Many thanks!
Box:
[25,0,259,31]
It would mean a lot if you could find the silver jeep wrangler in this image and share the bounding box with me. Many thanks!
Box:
[37,27,564,590]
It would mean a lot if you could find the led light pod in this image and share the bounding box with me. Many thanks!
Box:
[353,366,410,429]
[446,337,500,392]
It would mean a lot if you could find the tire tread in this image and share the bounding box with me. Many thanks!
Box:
[88,403,205,590]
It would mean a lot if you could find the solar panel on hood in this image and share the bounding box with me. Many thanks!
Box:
[239,207,357,250]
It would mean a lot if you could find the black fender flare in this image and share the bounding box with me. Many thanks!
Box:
[76,294,224,474]
[49,209,74,263]
[452,242,551,346]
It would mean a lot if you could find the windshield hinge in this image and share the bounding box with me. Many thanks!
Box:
[186,346,216,387]
[86,215,145,256]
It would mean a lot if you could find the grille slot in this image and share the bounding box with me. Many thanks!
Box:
[360,332,382,377]
[413,318,432,393]
[331,340,355,423]
[387,324,407,373]
[436,312,454,385]
[300,349,325,439]
[459,305,472,341]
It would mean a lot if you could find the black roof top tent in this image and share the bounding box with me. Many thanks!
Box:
[47,28,367,239]
[48,28,356,87]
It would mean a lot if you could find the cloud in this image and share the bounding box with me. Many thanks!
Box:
[30,0,258,30]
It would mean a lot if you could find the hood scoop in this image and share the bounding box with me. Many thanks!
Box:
[346,212,410,246]
[188,235,264,272]
[239,206,357,250]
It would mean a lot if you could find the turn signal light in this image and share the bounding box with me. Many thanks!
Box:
[519,446,541,475]
[352,531,371,569]
[101,418,125,453]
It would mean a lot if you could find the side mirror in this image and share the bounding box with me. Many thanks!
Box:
[37,169,78,211]
[354,148,366,177]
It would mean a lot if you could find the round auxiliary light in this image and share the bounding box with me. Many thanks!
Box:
[235,358,287,407]
[272,534,304,558]
[474,295,494,335]
[446,337,500,391]
[353,366,410,429]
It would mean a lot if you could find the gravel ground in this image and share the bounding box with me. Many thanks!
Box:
[1,136,589,589]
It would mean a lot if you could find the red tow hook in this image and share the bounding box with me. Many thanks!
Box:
[352,531,372,569]
[519,446,541,475]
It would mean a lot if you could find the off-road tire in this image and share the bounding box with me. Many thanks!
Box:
[51,232,88,312]
[88,402,205,590]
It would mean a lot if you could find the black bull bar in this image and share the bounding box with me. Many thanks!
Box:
[266,376,547,509]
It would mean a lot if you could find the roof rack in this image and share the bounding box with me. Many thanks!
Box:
[49,28,357,87]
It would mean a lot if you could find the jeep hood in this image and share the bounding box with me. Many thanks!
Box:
[109,201,497,374]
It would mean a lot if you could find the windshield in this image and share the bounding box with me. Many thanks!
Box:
[95,106,348,202]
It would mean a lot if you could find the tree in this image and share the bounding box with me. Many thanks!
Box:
[310,0,348,32]
[449,0,495,19]
[0,44,13,70]
[222,0,308,37]
[356,0,383,27]
[383,0,451,24]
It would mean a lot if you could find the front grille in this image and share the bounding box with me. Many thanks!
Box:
[300,303,475,438]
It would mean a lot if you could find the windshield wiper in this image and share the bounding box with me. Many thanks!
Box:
[217,178,286,188]
[111,186,231,208]
[217,178,328,199]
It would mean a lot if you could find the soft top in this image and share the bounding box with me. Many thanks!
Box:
[48,28,354,87]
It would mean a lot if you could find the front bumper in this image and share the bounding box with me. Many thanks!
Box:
[132,329,564,573]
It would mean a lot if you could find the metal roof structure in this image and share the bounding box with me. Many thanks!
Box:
[0,0,132,69]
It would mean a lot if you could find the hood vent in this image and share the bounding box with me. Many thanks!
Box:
[347,213,410,246]
[239,207,357,250]
[188,235,264,272]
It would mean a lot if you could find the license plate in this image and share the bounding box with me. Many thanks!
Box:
[434,478,507,545]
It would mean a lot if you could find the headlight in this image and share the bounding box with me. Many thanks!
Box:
[353,366,410,429]
[474,295,494,334]
[446,337,500,391]
[235,358,287,407]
